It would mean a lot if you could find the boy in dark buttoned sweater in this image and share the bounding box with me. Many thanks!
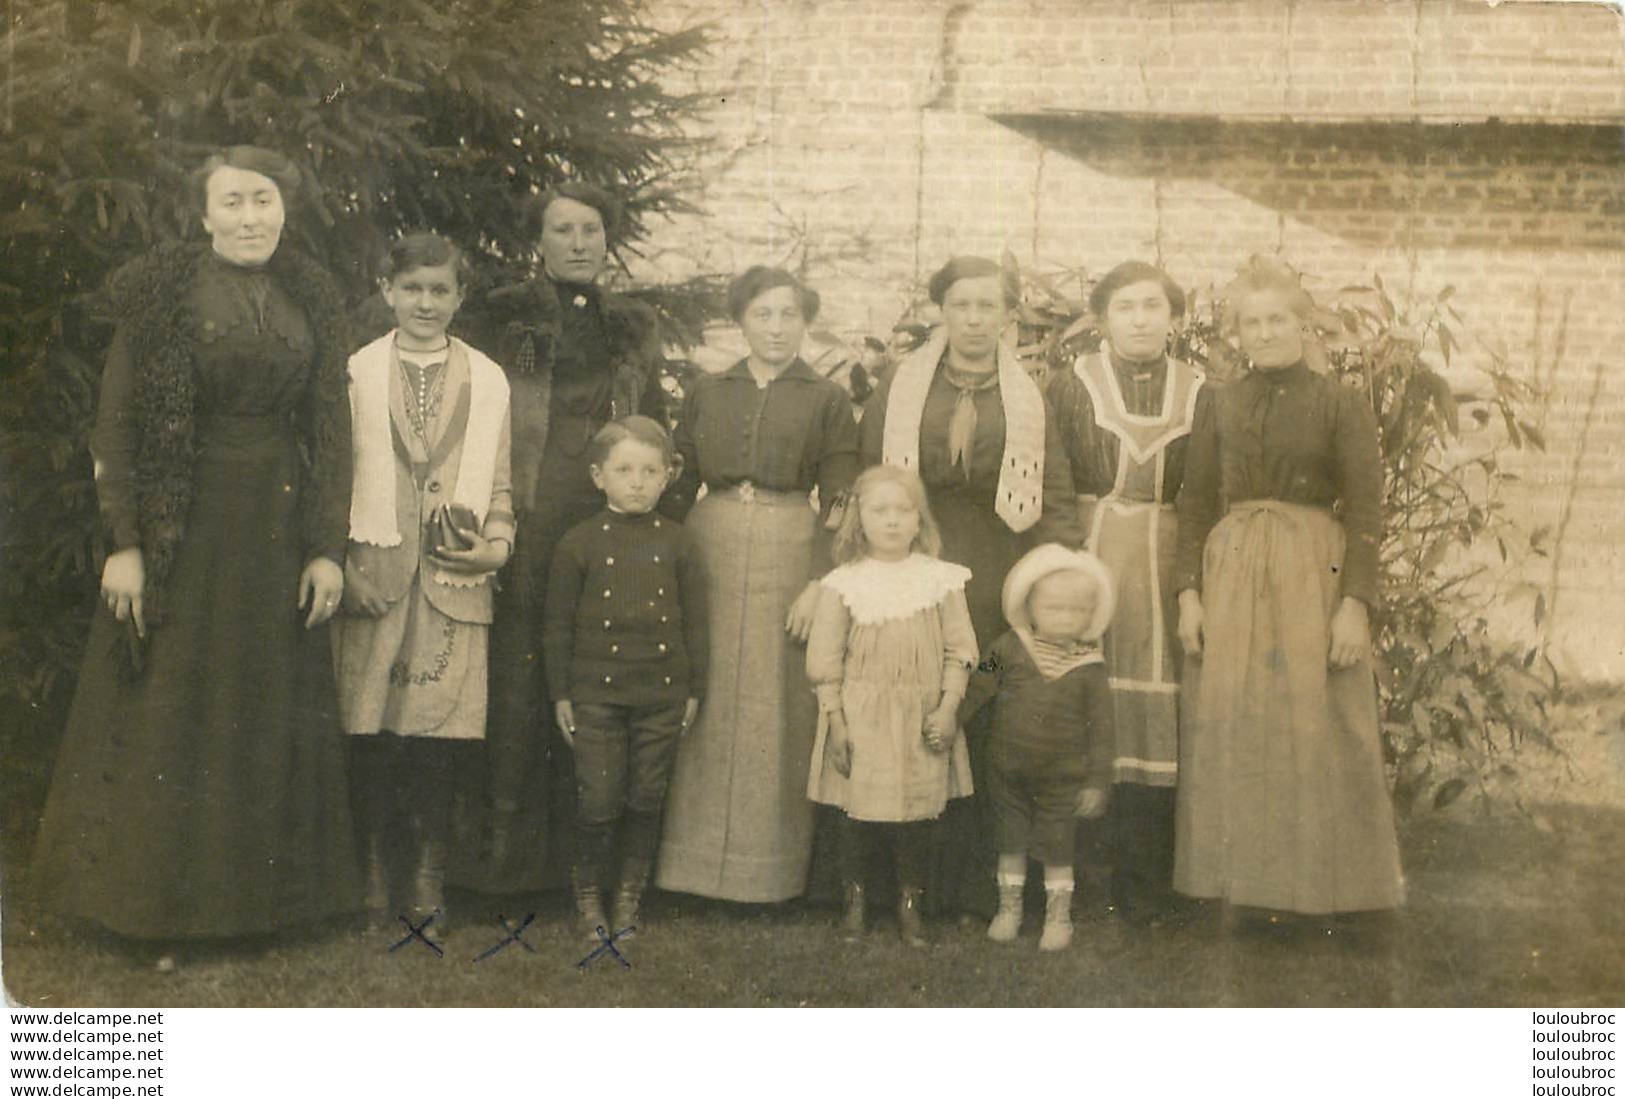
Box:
[543,416,708,940]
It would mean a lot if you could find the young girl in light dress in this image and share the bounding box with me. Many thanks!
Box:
[806,464,978,947]
[332,232,513,938]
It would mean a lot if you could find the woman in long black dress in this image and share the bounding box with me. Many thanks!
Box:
[860,256,1080,919]
[32,146,358,965]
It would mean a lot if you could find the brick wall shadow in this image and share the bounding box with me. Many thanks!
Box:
[1000,115,1625,254]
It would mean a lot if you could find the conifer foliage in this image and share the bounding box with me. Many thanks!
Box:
[0,1,711,739]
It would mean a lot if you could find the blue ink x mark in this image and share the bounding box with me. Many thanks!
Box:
[389,910,444,957]
[473,913,537,963]
[576,923,636,969]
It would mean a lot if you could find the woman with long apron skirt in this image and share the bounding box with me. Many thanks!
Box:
[1173,266,1404,917]
[1046,260,1202,923]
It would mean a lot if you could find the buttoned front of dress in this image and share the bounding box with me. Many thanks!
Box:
[667,357,858,522]
[1175,362,1383,604]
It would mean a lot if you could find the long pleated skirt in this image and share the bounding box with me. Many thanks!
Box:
[1173,500,1404,914]
[656,488,820,901]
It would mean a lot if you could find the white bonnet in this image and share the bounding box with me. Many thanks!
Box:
[1001,543,1117,642]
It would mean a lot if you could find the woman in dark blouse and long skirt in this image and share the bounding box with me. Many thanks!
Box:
[1173,267,1403,915]
[467,183,669,891]
[860,256,1080,920]
[657,267,859,902]
[32,147,358,962]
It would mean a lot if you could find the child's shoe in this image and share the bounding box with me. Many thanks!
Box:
[572,868,609,943]
[840,881,867,941]
[610,858,652,936]
[1039,886,1074,952]
[987,881,1024,943]
[898,886,928,948]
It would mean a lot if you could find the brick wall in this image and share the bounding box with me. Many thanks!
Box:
[641,0,1625,679]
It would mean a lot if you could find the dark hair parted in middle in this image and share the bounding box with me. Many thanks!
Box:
[384,231,470,289]
[1088,260,1187,320]
[528,181,622,240]
[190,145,302,212]
[726,266,821,324]
[588,414,676,468]
[927,255,1021,309]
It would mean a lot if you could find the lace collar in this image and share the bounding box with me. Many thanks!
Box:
[820,554,972,626]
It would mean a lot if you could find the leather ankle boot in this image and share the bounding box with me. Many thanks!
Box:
[610,858,652,935]
[572,867,608,943]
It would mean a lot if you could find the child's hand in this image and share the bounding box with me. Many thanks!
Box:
[432,530,509,575]
[827,712,853,777]
[681,697,700,735]
[554,700,577,750]
[342,566,390,617]
[1074,787,1109,820]
[922,704,958,754]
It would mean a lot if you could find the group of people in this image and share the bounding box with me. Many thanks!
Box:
[31,144,1405,973]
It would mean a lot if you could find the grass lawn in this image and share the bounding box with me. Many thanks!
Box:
[3,799,1620,1008]
[4,696,1622,1008]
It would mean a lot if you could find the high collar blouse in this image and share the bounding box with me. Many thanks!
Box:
[666,357,859,521]
[1173,362,1383,604]
[91,253,326,555]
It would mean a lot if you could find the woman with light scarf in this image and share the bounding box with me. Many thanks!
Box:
[858,255,1080,922]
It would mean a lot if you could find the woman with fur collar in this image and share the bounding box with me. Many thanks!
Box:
[463,182,670,891]
[31,146,359,967]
